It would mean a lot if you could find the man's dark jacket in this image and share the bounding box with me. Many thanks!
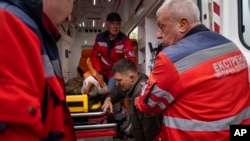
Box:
[111,72,163,141]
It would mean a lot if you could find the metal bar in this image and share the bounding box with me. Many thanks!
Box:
[74,123,117,130]
[71,112,105,117]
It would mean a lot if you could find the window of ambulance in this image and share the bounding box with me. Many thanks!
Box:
[129,26,139,65]
[239,0,250,49]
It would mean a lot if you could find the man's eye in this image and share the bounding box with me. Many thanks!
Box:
[161,25,164,29]
[158,24,164,30]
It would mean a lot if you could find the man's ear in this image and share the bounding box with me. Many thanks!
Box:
[178,17,189,33]
[129,74,136,82]
[65,14,72,23]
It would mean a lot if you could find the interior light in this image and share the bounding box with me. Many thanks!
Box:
[93,20,95,27]
[82,22,85,27]
[102,22,105,28]
[93,0,96,5]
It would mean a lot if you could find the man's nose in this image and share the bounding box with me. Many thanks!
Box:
[157,32,163,38]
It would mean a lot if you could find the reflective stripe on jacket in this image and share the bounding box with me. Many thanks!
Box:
[137,30,250,141]
[90,31,136,78]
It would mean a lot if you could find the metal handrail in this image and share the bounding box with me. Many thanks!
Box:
[71,112,105,117]
[74,123,117,130]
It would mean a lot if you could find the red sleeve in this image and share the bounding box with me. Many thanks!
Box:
[90,38,102,73]
[124,38,136,63]
[136,52,181,114]
[0,10,45,126]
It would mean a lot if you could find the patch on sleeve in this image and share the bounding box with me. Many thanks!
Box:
[129,51,135,57]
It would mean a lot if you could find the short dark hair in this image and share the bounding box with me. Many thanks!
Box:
[112,58,137,74]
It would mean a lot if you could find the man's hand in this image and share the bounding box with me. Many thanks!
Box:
[101,97,113,114]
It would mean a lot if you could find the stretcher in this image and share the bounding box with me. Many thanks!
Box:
[72,112,116,140]
[66,58,117,140]
[66,94,101,113]
[67,94,117,140]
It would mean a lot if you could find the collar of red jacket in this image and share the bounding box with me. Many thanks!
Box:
[42,12,61,41]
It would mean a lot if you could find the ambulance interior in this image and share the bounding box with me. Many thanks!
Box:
[57,0,250,140]
[59,0,165,140]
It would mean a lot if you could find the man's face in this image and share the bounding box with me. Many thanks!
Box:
[43,0,74,26]
[113,72,133,92]
[107,21,121,36]
[156,28,167,47]
[156,10,182,47]
[57,0,74,24]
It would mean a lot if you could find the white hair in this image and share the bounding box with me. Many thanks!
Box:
[157,0,200,24]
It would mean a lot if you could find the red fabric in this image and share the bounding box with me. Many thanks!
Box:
[42,13,61,41]
[0,9,44,140]
[137,47,250,140]
[90,35,136,78]
[76,130,116,139]
[0,9,75,141]
[44,78,76,141]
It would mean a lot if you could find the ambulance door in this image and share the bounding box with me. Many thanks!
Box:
[239,0,250,49]
[198,0,213,30]
[238,0,250,80]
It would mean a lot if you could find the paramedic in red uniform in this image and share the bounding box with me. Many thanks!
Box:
[90,12,136,90]
[135,0,250,140]
[90,12,136,136]
[0,0,75,141]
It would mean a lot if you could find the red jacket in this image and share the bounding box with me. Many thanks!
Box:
[0,1,75,141]
[90,31,136,79]
[137,29,250,141]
